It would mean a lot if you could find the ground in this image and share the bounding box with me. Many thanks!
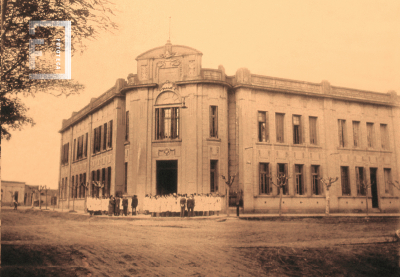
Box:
[1,208,400,276]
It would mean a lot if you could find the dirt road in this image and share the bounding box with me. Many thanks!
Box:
[1,208,399,276]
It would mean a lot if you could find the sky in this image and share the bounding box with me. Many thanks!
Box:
[3,0,400,189]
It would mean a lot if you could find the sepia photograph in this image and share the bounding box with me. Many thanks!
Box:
[1,0,400,276]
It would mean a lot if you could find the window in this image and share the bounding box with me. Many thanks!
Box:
[209,106,218,138]
[384,168,392,194]
[155,107,179,140]
[124,163,128,193]
[292,115,302,144]
[61,143,69,165]
[276,113,285,143]
[338,119,346,147]
[79,174,82,198]
[341,167,351,196]
[210,160,218,192]
[352,121,360,148]
[125,111,129,141]
[107,167,111,196]
[93,125,102,153]
[82,173,86,198]
[71,176,74,198]
[103,123,107,150]
[259,163,271,194]
[84,133,88,157]
[258,112,269,142]
[108,120,113,148]
[366,123,374,148]
[380,124,389,150]
[295,165,304,195]
[91,171,95,197]
[61,178,64,199]
[277,163,288,195]
[96,169,101,198]
[73,138,76,161]
[309,117,317,145]
[311,165,322,195]
[102,168,106,197]
[64,177,67,199]
[75,174,78,199]
[356,167,365,196]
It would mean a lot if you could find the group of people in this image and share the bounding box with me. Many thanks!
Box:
[143,193,222,217]
[87,195,138,216]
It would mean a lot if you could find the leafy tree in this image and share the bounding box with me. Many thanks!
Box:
[1,0,117,140]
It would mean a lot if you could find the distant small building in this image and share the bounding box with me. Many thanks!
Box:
[1,180,26,206]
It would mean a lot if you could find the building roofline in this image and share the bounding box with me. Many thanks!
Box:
[136,44,203,60]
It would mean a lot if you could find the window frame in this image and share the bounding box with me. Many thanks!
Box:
[384,168,392,195]
[210,160,218,193]
[259,163,271,194]
[338,119,346,148]
[356,166,366,196]
[277,163,289,195]
[366,122,375,148]
[292,115,302,145]
[209,106,218,138]
[275,113,285,143]
[155,106,180,140]
[258,111,269,143]
[341,166,351,196]
[380,124,389,150]
[352,121,360,148]
[295,164,305,195]
[311,165,322,195]
[309,116,317,145]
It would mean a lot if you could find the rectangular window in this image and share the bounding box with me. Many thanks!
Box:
[210,106,218,138]
[107,167,111,197]
[124,163,128,193]
[258,111,269,142]
[210,160,218,192]
[96,169,101,198]
[73,139,76,161]
[293,115,302,144]
[367,123,374,148]
[108,120,113,148]
[82,173,86,198]
[309,117,317,145]
[75,174,78,199]
[295,165,304,195]
[259,163,270,194]
[71,176,74,198]
[341,166,351,196]
[277,163,288,195]
[84,133,88,157]
[338,119,346,147]
[61,178,64,199]
[380,124,389,150]
[91,171,95,197]
[93,126,102,153]
[353,121,360,148]
[276,113,285,143]
[155,107,180,140]
[65,177,67,199]
[79,174,82,198]
[384,168,392,194]
[311,165,321,195]
[103,123,107,150]
[62,143,69,165]
[101,168,106,196]
[125,111,129,141]
[356,167,365,196]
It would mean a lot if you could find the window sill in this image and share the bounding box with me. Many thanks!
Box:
[255,195,326,198]
[207,138,221,142]
[92,148,113,157]
[338,196,372,199]
[274,143,289,147]
[124,141,130,145]
[72,157,88,164]
[152,139,182,144]
[256,142,272,145]
[380,196,399,199]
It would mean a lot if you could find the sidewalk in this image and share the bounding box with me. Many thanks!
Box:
[13,206,400,220]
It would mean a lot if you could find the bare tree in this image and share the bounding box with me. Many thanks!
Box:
[8,191,15,207]
[270,174,290,216]
[319,177,339,215]
[221,173,237,216]
[360,180,372,216]
[37,185,47,210]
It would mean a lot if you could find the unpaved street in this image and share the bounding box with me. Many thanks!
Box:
[1,208,400,276]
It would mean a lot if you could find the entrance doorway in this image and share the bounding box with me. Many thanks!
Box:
[156,160,178,195]
[370,168,379,208]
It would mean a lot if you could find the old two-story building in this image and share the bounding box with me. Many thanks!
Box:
[58,41,400,213]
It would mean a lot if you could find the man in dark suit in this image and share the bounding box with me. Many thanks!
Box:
[131,195,138,215]
[180,195,186,218]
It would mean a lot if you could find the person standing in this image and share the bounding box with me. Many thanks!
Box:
[108,196,115,216]
[122,197,128,216]
[180,195,186,217]
[131,195,138,215]
[114,196,120,216]
[13,198,18,210]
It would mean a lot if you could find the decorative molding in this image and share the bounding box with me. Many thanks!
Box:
[158,148,175,156]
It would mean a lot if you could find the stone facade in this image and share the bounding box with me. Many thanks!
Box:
[58,42,400,213]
